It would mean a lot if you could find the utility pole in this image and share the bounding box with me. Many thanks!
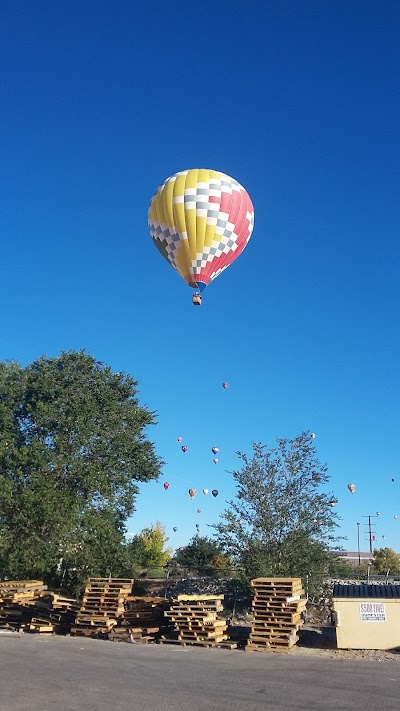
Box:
[356,522,361,566]
[362,515,378,554]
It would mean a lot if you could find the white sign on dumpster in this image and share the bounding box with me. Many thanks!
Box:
[359,602,386,622]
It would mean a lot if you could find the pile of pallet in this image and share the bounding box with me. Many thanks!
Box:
[161,594,230,647]
[246,577,306,653]
[26,593,80,634]
[108,596,171,643]
[0,580,47,632]
[71,578,133,637]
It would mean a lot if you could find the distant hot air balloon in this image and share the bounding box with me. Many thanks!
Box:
[196,524,200,531]
[348,483,356,494]
[212,447,219,455]
[188,488,196,500]
[197,508,201,513]
[394,515,398,520]
[329,500,336,507]
[311,433,316,439]
[213,458,219,464]
[203,489,209,495]
[392,478,395,483]
[181,445,188,452]
[177,437,182,443]
[382,535,385,539]
[148,169,254,304]
[173,527,178,532]
[376,512,381,516]
[212,489,219,497]
[222,382,229,389]
[372,535,376,541]
[163,482,169,490]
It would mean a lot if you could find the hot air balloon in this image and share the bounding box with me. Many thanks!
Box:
[222,382,229,389]
[376,512,381,516]
[188,488,196,499]
[382,535,385,539]
[211,447,219,455]
[311,433,316,439]
[347,483,356,494]
[148,169,254,304]
[213,458,219,464]
[163,482,169,490]
[203,489,209,495]
[329,500,336,507]
[181,445,188,452]
[197,508,201,513]
[394,515,398,520]
[177,437,182,443]
[173,527,178,532]
[212,489,219,497]
[196,524,200,531]
[392,478,395,483]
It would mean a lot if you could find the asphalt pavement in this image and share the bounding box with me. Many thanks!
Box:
[0,635,399,711]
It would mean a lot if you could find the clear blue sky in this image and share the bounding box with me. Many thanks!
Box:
[1,1,399,554]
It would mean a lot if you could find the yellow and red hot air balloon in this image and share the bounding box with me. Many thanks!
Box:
[148,169,254,304]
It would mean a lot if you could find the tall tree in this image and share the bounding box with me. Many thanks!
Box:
[371,548,400,575]
[213,432,341,580]
[174,536,232,576]
[129,522,172,571]
[0,351,163,585]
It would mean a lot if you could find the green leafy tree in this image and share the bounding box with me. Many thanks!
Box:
[174,536,232,576]
[129,522,172,574]
[0,351,163,588]
[213,432,341,583]
[371,547,400,575]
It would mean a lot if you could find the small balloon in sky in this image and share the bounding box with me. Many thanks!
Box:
[392,478,395,483]
[188,488,196,499]
[177,437,182,443]
[222,382,229,389]
[329,500,336,507]
[197,508,201,513]
[212,489,219,497]
[376,512,380,516]
[311,433,316,439]
[163,482,169,490]
[213,458,219,464]
[394,515,398,520]
[173,527,178,532]
[181,445,188,452]
[203,489,209,495]
[211,447,219,454]
[347,483,355,494]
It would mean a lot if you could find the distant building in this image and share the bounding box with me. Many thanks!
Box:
[331,550,374,567]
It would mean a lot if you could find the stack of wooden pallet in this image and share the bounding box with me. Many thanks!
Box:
[0,580,47,632]
[162,594,229,647]
[246,577,306,653]
[26,593,80,634]
[71,578,133,637]
[108,596,171,643]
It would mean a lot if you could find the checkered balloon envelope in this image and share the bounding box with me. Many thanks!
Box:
[148,169,254,297]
